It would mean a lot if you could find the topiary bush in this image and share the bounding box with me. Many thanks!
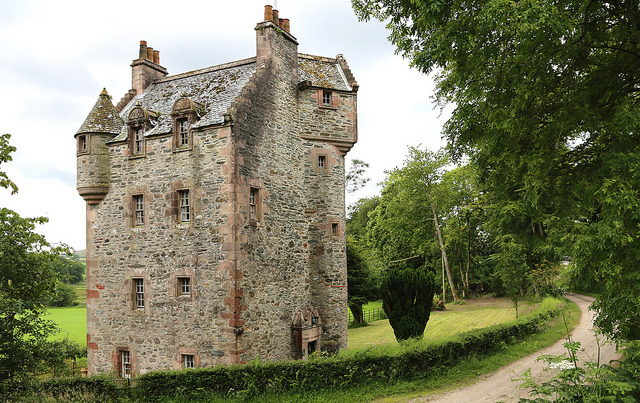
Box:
[380,258,435,341]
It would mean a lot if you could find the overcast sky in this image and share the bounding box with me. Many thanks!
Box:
[0,0,448,251]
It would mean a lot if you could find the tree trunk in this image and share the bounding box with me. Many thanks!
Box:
[466,212,471,294]
[349,304,364,324]
[429,194,459,301]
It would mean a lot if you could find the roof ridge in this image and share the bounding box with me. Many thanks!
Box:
[298,53,337,63]
[158,57,257,83]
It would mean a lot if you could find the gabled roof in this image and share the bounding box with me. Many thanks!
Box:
[108,53,354,142]
[113,58,258,141]
[76,89,125,135]
[298,54,353,91]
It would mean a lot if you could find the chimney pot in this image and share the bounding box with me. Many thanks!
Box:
[139,40,148,59]
[272,9,279,24]
[279,18,284,28]
[146,47,154,61]
[264,5,273,22]
[283,19,290,33]
[153,50,160,64]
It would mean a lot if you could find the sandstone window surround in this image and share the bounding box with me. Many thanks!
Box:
[77,134,89,155]
[317,89,338,110]
[172,269,195,300]
[127,105,155,158]
[126,186,149,230]
[171,96,201,152]
[292,306,322,360]
[326,219,342,239]
[176,348,199,369]
[309,148,333,174]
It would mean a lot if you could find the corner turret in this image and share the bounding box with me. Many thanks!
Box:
[75,88,123,205]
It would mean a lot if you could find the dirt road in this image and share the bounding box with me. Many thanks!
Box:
[420,294,619,402]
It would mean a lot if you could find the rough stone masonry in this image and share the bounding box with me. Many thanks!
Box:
[75,6,358,376]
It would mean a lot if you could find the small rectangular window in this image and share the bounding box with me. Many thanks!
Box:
[318,155,326,169]
[178,277,191,296]
[249,188,258,221]
[322,90,332,106]
[178,119,189,147]
[134,279,144,309]
[179,190,190,222]
[331,223,339,236]
[182,354,195,369]
[133,195,144,226]
[134,127,144,154]
[121,350,131,378]
[78,135,87,153]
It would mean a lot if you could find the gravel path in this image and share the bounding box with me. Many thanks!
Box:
[418,294,619,402]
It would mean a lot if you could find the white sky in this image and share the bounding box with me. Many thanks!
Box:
[0,0,448,251]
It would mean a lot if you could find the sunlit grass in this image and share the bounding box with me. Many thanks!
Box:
[47,306,86,346]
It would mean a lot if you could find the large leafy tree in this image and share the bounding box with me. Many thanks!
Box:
[347,237,378,324]
[353,0,640,340]
[0,134,70,385]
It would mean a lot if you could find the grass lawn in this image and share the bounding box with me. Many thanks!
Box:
[348,296,535,349]
[47,306,86,346]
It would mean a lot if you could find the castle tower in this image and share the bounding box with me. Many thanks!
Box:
[76,6,357,376]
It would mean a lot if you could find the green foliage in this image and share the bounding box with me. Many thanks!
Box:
[0,134,17,195]
[517,340,640,402]
[352,0,640,342]
[46,281,78,307]
[0,136,71,387]
[347,237,378,324]
[132,299,563,400]
[51,255,85,284]
[345,159,370,194]
[381,259,434,341]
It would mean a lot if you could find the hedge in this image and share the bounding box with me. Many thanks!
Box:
[18,299,563,400]
[135,300,563,399]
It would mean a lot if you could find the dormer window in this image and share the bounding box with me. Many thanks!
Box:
[172,96,200,151]
[127,106,150,157]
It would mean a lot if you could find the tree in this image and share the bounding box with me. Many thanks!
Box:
[345,159,370,194]
[0,135,72,385]
[347,237,378,324]
[51,255,85,284]
[352,0,640,340]
[380,257,434,341]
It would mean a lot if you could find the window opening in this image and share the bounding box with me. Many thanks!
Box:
[178,118,189,147]
[331,223,338,236]
[322,91,332,106]
[179,190,190,222]
[134,127,144,154]
[133,195,144,226]
[178,277,191,296]
[249,188,258,220]
[134,279,144,309]
[78,135,87,153]
[182,354,195,369]
[121,350,131,378]
[318,155,326,169]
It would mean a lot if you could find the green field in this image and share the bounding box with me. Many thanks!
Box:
[348,296,534,349]
[47,296,532,351]
[47,307,86,346]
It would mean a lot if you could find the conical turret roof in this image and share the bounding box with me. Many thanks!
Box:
[76,88,125,135]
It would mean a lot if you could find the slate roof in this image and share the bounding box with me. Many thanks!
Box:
[113,58,257,141]
[298,54,352,91]
[76,88,125,135]
[107,54,352,142]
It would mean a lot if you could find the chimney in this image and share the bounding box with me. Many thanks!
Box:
[264,5,273,22]
[131,41,168,95]
[283,19,290,33]
[272,9,279,24]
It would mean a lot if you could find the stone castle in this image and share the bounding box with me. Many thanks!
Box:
[75,6,358,376]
